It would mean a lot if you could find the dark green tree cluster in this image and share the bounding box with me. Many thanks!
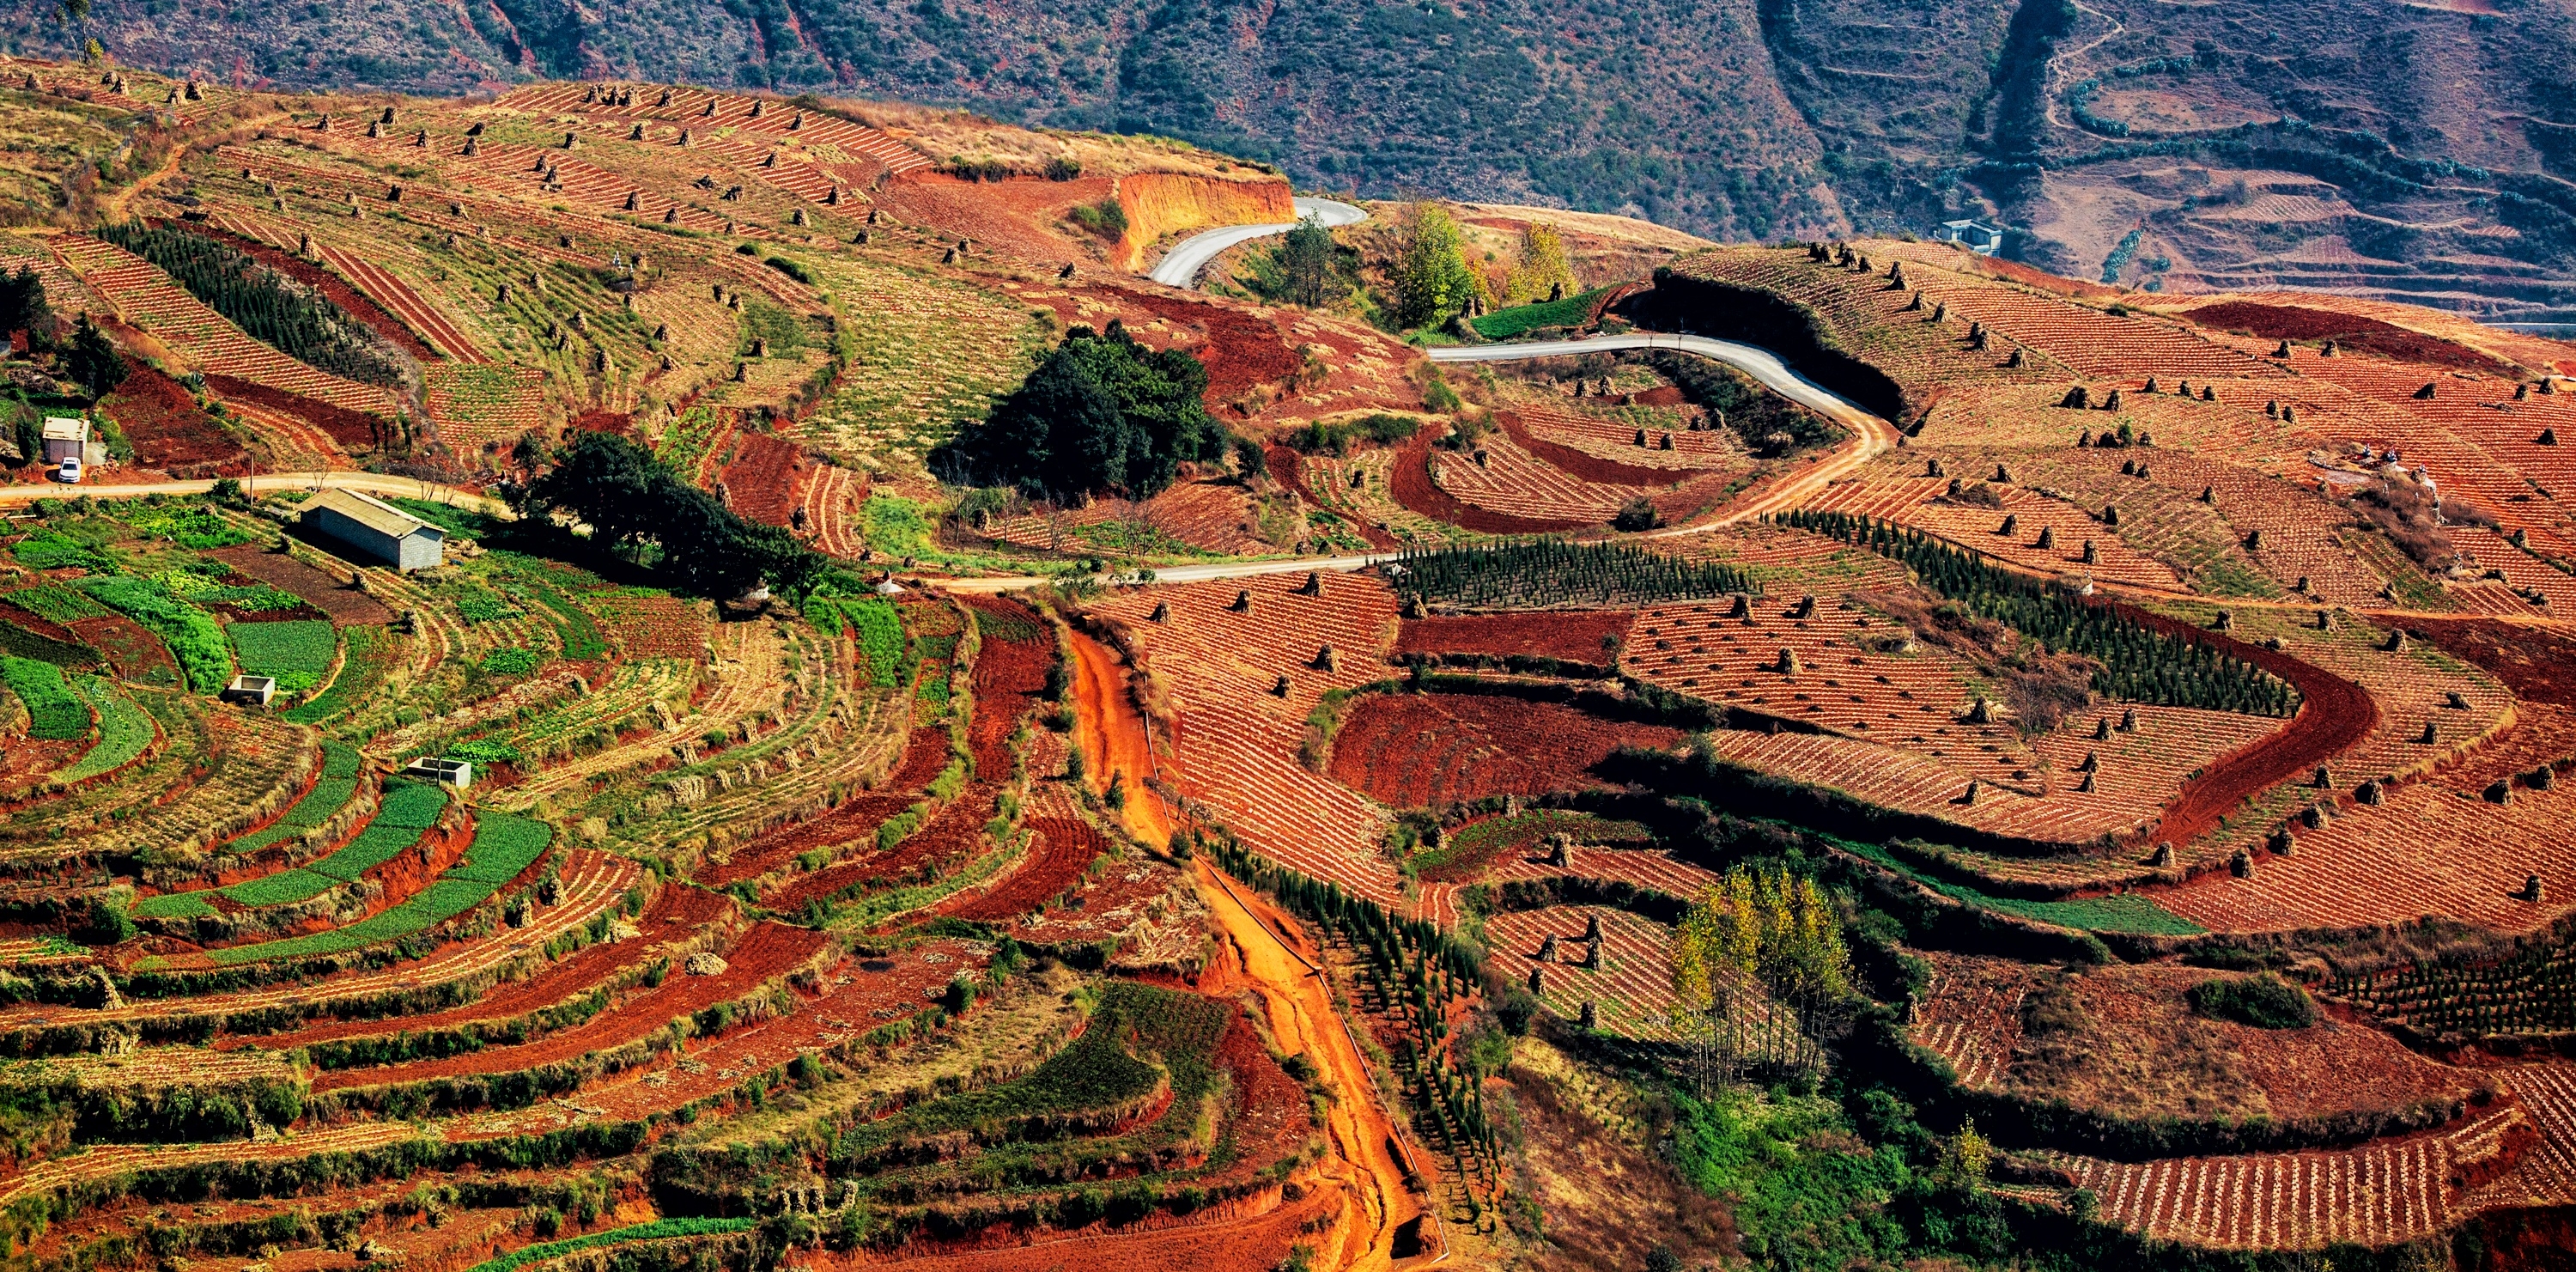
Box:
[0,266,56,348]
[95,222,408,386]
[1781,511,2298,716]
[1393,539,1753,609]
[520,432,821,602]
[62,315,128,398]
[931,321,1227,501]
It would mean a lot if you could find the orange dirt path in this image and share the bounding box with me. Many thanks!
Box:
[1063,623,1430,1269]
[1067,628,1173,845]
[1197,861,1432,1269]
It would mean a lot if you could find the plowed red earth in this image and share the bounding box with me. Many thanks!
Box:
[1327,689,1684,807]
[721,432,801,528]
[2185,301,2516,377]
[1111,289,1303,405]
[698,794,914,887]
[2113,601,2378,846]
[220,885,733,1051]
[1395,610,1637,665]
[1387,427,1594,533]
[936,816,1106,921]
[569,410,634,436]
[2406,618,2576,705]
[872,173,1108,262]
[309,920,827,1092]
[206,374,386,451]
[204,545,395,625]
[960,596,1052,776]
[0,601,99,666]
[763,785,998,911]
[100,366,247,476]
[67,615,177,685]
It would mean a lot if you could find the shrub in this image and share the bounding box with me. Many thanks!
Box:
[2188,972,2317,1029]
[1287,413,1419,456]
[1067,198,1127,240]
[480,647,544,677]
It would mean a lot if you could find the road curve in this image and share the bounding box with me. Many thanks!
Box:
[1146,197,1368,289]
[941,332,1897,593]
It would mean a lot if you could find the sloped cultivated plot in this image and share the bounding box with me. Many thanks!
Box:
[228,619,338,692]
[75,577,231,693]
[185,812,550,967]
[139,770,441,916]
[57,679,155,782]
[2,658,91,741]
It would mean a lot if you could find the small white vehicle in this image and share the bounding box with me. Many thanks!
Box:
[57,455,81,484]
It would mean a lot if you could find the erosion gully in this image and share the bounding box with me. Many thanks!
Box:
[1063,626,1434,1269]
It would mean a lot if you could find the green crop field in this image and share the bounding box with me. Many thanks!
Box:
[58,678,153,782]
[76,576,230,693]
[2,656,89,740]
[229,619,338,691]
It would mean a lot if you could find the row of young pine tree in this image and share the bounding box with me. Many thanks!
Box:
[1780,510,2299,717]
[98,222,407,387]
[1395,539,1754,610]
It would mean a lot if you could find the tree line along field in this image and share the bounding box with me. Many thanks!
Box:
[9,48,2576,1272]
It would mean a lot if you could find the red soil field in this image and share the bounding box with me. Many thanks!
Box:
[872,172,1109,262]
[99,366,247,476]
[206,374,386,451]
[204,545,395,625]
[568,409,634,436]
[308,920,828,1093]
[700,794,914,888]
[2112,602,2378,847]
[1112,289,1304,405]
[935,816,1107,921]
[1395,610,1637,665]
[223,884,734,1050]
[196,224,440,361]
[2184,301,2518,377]
[67,615,176,685]
[1327,687,1685,808]
[720,432,801,528]
[2406,618,2576,705]
[960,595,1052,777]
[1386,427,1595,533]
[762,784,998,911]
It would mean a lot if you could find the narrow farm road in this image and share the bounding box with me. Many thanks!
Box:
[1064,626,1173,846]
[1147,197,1369,289]
[1060,619,1431,1269]
[941,331,1898,594]
[0,470,503,513]
[1199,861,1433,1270]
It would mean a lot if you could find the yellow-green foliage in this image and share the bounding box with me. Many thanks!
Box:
[1672,865,1850,1007]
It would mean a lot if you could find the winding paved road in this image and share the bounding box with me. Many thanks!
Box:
[940,332,1898,591]
[1146,197,1368,289]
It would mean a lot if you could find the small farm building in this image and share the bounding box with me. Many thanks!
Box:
[1936,220,2006,253]
[404,757,473,788]
[40,417,94,466]
[222,675,276,706]
[301,489,445,571]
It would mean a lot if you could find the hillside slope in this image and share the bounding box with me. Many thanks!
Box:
[21,0,2576,320]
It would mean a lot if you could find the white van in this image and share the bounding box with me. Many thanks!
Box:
[57,454,81,484]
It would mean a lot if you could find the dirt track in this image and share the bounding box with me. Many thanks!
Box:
[1063,624,1430,1269]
